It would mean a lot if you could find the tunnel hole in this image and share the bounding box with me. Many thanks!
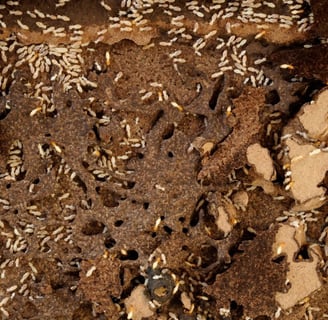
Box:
[50,280,65,290]
[46,109,58,118]
[182,227,189,234]
[0,107,11,120]
[230,300,244,318]
[92,125,101,141]
[16,171,27,181]
[104,237,116,249]
[200,245,218,268]
[119,249,139,261]
[272,255,286,264]
[114,220,124,227]
[131,275,145,286]
[162,123,175,140]
[190,195,208,227]
[81,220,105,235]
[97,187,121,208]
[82,161,89,169]
[240,228,257,241]
[163,225,173,235]
[295,245,310,261]
[150,109,164,129]
[122,181,135,189]
[209,76,224,110]
[265,89,280,105]
[72,175,87,193]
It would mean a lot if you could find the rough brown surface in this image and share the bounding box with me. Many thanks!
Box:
[311,0,328,37]
[198,86,264,186]
[0,1,328,320]
[205,227,287,318]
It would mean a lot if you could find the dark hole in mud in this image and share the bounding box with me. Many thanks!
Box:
[295,245,310,261]
[265,89,280,105]
[272,255,286,264]
[100,188,120,207]
[200,245,218,268]
[190,196,208,227]
[240,228,257,241]
[46,109,58,118]
[119,267,124,286]
[104,236,116,249]
[131,275,145,286]
[162,123,175,140]
[0,107,11,120]
[182,227,189,234]
[13,169,27,181]
[51,280,65,290]
[229,243,244,257]
[111,296,120,304]
[82,161,89,168]
[209,76,224,110]
[163,225,173,235]
[72,175,87,193]
[119,249,139,261]
[82,220,105,235]
[114,220,124,227]
[230,300,244,319]
[122,180,135,189]
[150,109,164,129]
[92,124,101,141]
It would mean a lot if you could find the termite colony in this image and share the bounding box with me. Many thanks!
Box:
[0,0,323,319]
[0,0,313,103]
